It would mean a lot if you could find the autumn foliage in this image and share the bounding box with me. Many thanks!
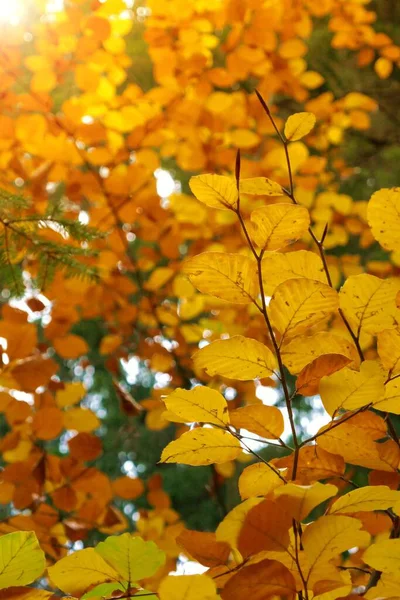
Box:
[0,0,399,598]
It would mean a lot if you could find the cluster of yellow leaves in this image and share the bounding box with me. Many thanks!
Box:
[152,108,400,597]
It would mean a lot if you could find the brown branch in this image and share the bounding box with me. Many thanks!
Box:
[255,90,365,364]
[233,150,300,480]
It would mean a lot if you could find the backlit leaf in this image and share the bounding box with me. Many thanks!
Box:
[192,336,276,380]
[282,332,357,374]
[317,421,392,471]
[269,278,338,341]
[96,533,166,582]
[284,112,316,141]
[274,482,338,521]
[320,360,385,416]
[239,177,283,196]
[261,250,326,296]
[0,531,45,589]
[183,252,258,304]
[189,174,238,210]
[48,548,119,596]
[249,203,310,250]
[328,485,400,515]
[339,274,400,336]
[363,539,400,577]
[377,328,400,376]
[159,574,219,600]
[160,428,241,466]
[163,387,229,426]
[368,188,400,251]
[302,515,370,582]
[238,463,286,500]
[230,404,284,439]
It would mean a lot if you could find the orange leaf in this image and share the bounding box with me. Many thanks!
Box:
[296,354,352,396]
[177,530,230,567]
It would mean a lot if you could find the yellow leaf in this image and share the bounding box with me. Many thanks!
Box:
[160,428,241,466]
[363,539,400,577]
[229,129,260,149]
[230,404,284,439]
[317,421,392,471]
[329,485,400,515]
[56,382,86,408]
[374,378,400,415]
[189,174,238,210]
[99,334,123,356]
[282,332,357,374]
[192,336,276,380]
[261,250,326,296]
[239,177,283,196]
[48,548,119,596]
[216,497,263,551]
[284,112,316,142]
[300,71,325,89]
[63,407,100,432]
[96,533,165,582]
[249,204,310,250]
[183,252,258,304]
[269,278,338,341]
[238,463,286,500]
[368,188,400,251]
[0,531,45,588]
[302,516,370,582]
[320,360,385,417]
[377,328,400,376]
[163,387,229,426]
[364,573,400,599]
[144,267,175,291]
[339,274,400,336]
[31,70,57,94]
[159,574,219,600]
[274,482,338,521]
[374,57,393,79]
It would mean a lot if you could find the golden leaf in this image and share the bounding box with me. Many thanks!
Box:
[368,188,400,251]
[269,278,338,341]
[193,336,276,380]
[284,112,316,142]
[160,428,242,466]
[163,387,230,426]
[249,204,310,250]
[183,252,258,304]
[189,174,238,210]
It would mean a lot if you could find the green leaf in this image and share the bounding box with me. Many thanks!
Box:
[82,581,127,599]
[95,534,166,584]
[0,531,46,589]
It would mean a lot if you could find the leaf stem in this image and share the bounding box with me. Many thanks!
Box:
[255,90,365,364]
[234,150,300,479]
